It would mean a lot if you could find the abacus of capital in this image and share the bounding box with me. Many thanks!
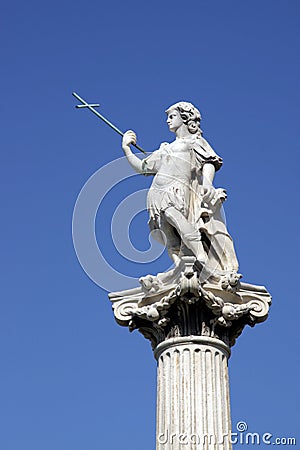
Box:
[73,96,271,450]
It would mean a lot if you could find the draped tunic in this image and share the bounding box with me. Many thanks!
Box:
[142,136,222,222]
[141,136,239,273]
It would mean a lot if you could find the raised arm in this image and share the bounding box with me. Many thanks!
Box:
[122,130,144,174]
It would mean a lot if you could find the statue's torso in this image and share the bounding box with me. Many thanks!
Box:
[146,140,196,219]
[152,140,194,188]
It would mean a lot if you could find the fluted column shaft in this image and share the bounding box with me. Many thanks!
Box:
[154,336,232,450]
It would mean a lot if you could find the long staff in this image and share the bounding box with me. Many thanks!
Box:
[72,92,146,154]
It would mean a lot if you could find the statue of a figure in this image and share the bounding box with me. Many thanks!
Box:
[73,92,271,351]
[122,102,238,279]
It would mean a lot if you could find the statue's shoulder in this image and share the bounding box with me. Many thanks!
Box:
[142,143,170,174]
[193,136,211,151]
[144,142,168,160]
[192,136,223,171]
[158,142,169,150]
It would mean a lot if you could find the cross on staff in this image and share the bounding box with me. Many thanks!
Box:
[72,92,147,154]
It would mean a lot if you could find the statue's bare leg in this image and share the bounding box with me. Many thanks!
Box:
[163,206,207,264]
[159,216,181,264]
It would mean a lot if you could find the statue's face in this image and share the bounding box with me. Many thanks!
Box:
[166,109,184,133]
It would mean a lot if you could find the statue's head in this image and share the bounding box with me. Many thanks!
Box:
[165,101,203,136]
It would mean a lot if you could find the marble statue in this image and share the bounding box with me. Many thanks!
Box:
[122,101,238,279]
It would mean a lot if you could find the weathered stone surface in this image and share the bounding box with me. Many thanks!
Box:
[109,256,271,350]
[109,258,271,450]
[155,337,231,450]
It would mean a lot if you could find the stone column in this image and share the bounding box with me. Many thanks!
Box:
[155,336,231,450]
[109,258,271,450]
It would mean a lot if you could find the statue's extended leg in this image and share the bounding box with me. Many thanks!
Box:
[163,206,207,264]
[159,216,181,264]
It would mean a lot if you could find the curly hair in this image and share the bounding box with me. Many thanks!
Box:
[165,101,203,136]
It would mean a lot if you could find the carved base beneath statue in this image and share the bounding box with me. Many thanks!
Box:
[155,336,232,450]
[108,256,271,349]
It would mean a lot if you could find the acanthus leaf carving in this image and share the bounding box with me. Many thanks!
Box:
[109,259,271,349]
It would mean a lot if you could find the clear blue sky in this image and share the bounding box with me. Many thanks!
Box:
[1,0,299,448]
